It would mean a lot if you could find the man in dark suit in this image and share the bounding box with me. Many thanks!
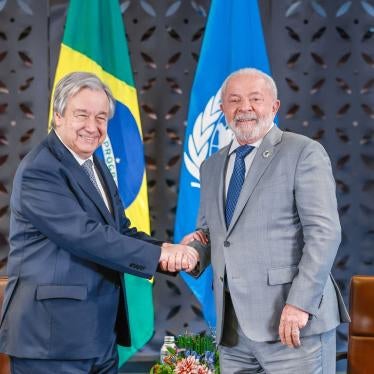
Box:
[0,72,198,373]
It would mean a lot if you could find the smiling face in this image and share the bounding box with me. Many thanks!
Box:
[54,88,110,159]
[221,73,280,144]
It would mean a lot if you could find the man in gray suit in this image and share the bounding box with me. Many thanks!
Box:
[182,68,349,373]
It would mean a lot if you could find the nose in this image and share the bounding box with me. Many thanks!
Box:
[85,116,98,132]
[239,98,255,112]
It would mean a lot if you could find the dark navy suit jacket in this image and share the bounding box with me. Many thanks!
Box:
[0,130,161,359]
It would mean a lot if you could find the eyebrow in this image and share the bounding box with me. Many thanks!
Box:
[73,109,108,116]
[73,109,88,113]
[249,91,263,96]
[227,92,264,98]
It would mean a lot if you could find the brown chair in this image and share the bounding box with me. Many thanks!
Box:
[0,276,10,374]
[338,275,374,374]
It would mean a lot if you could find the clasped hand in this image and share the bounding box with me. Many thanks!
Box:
[180,230,208,245]
[159,243,199,273]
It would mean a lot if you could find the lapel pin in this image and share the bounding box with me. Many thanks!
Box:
[262,150,271,158]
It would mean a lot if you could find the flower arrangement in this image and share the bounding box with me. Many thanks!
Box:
[150,332,220,374]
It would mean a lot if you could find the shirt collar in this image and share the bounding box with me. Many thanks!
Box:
[228,122,274,156]
[54,130,93,166]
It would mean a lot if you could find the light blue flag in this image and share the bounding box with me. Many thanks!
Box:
[174,0,272,327]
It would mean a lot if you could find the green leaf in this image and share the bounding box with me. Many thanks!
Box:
[166,346,176,355]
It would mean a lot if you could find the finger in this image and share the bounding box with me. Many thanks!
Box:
[194,232,207,244]
[193,231,205,244]
[279,319,286,345]
[181,254,189,270]
[186,264,196,273]
[291,329,300,348]
[279,320,287,345]
[185,250,197,263]
[284,321,293,348]
[174,251,183,271]
[167,255,176,272]
[185,261,195,273]
[186,254,197,270]
[299,312,309,329]
[185,252,198,265]
[291,322,301,347]
[185,247,199,261]
[192,233,201,242]
[159,251,168,267]
[160,260,168,271]
[180,235,192,245]
[185,259,195,273]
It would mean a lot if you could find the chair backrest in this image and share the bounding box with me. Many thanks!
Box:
[0,276,10,374]
[348,275,374,374]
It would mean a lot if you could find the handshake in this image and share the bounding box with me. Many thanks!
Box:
[159,230,208,273]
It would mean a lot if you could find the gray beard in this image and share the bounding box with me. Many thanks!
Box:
[229,115,273,144]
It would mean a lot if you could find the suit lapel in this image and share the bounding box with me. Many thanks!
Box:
[47,131,116,227]
[227,126,283,235]
[216,145,231,230]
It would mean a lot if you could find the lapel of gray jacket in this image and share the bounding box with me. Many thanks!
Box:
[226,126,283,235]
[216,145,231,231]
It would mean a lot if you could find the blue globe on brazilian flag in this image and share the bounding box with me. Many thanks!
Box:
[51,0,153,365]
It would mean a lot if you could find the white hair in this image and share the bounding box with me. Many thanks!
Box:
[220,68,278,101]
[51,72,115,128]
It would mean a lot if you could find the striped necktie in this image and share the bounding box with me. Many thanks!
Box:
[82,159,102,196]
[225,144,254,227]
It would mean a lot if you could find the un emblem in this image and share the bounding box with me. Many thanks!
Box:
[184,89,232,188]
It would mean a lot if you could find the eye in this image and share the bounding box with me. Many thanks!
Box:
[75,113,88,120]
[229,98,240,103]
[249,97,264,104]
[96,116,107,123]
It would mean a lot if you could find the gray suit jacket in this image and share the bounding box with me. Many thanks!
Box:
[193,126,349,344]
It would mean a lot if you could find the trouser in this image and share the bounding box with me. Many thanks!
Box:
[10,335,118,374]
[220,291,336,374]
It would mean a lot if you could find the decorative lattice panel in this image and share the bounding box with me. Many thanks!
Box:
[0,0,49,265]
[0,0,373,370]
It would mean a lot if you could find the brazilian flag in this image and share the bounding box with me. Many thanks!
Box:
[51,0,154,365]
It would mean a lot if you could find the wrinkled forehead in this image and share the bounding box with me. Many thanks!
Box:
[67,88,109,107]
[69,86,104,100]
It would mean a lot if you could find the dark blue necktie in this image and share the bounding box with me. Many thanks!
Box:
[225,144,254,227]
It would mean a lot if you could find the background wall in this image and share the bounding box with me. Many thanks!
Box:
[0,0,373,370]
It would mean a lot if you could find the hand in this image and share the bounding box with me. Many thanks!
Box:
[278,304,309,348]
[180,230,208,245]
[159,243,199,273]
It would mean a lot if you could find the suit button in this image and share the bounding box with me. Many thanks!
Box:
[224,240,230,247]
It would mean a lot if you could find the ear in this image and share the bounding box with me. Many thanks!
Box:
[53,112,63,128]
[272,100,280,116]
